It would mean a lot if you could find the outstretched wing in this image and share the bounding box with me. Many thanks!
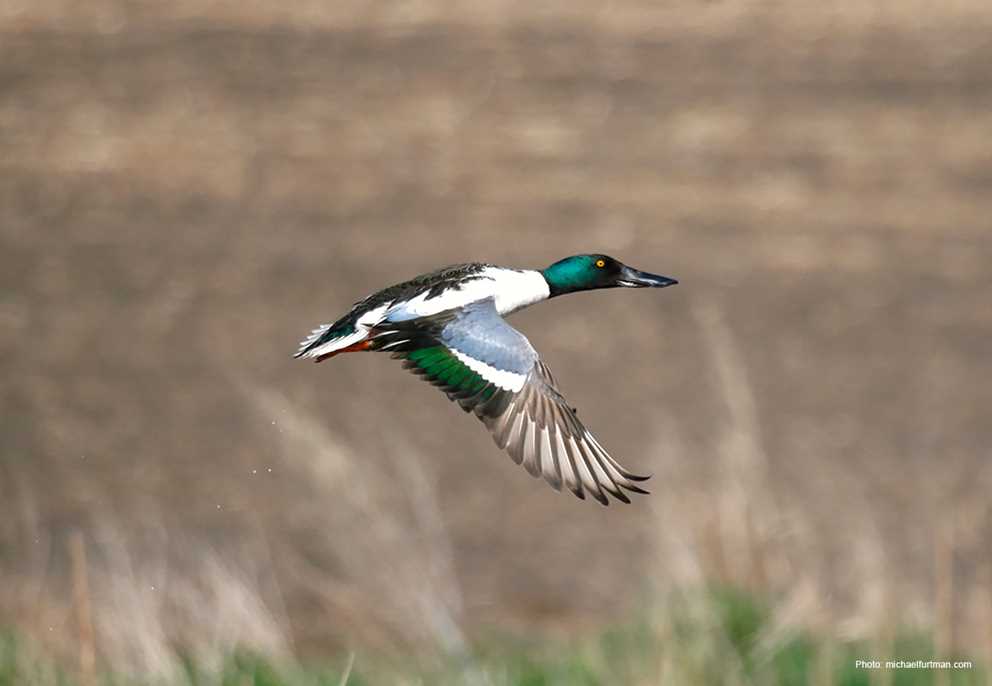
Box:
[372,299,650,505]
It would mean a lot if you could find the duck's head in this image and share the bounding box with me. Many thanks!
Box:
[541,254,678,297]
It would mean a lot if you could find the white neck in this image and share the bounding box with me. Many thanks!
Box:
[486,268,551,316]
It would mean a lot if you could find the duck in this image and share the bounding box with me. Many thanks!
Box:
[295,254,678,505]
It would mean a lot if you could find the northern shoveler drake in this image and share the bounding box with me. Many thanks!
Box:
[295,254,677,505]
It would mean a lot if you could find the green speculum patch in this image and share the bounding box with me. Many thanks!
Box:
[408,347,488,392]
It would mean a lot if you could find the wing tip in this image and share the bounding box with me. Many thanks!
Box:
[565,472,651,505]
[622,483,651,496]
[625,471,652,483]
[587,486,609,506]
[610,489,632,505]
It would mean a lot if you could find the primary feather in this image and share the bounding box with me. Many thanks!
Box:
[371,300,649,505]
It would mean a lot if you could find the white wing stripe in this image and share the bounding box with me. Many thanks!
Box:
[451,349,526,392]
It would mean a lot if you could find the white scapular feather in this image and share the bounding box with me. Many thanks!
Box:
[387,268,549,320]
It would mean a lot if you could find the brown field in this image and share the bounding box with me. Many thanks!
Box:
[2,0,991,676]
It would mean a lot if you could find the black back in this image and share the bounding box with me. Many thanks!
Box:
[306,263,496,350]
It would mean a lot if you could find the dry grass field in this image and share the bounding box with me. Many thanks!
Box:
[2,1,991,682]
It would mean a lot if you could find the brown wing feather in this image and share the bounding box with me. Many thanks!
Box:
[379,306,650,505]
[481,362,650,505]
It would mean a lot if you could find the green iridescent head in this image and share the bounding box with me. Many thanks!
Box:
[541,254,678,297]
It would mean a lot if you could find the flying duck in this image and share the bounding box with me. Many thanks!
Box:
[295,254,677,505]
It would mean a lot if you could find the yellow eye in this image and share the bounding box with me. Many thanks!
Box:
[595,259,606,268]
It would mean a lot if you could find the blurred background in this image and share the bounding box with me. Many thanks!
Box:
[2,0,991,682]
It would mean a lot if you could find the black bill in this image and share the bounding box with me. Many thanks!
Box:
[617,265,679,288]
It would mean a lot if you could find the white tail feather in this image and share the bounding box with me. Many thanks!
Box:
[299,330,368,360]
[296,324,333,353]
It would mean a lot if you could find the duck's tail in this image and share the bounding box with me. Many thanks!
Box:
[294,324,371,362]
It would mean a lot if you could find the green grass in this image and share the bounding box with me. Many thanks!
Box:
[1,587,985,686]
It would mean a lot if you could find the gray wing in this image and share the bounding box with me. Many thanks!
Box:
[373,299,650,505]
